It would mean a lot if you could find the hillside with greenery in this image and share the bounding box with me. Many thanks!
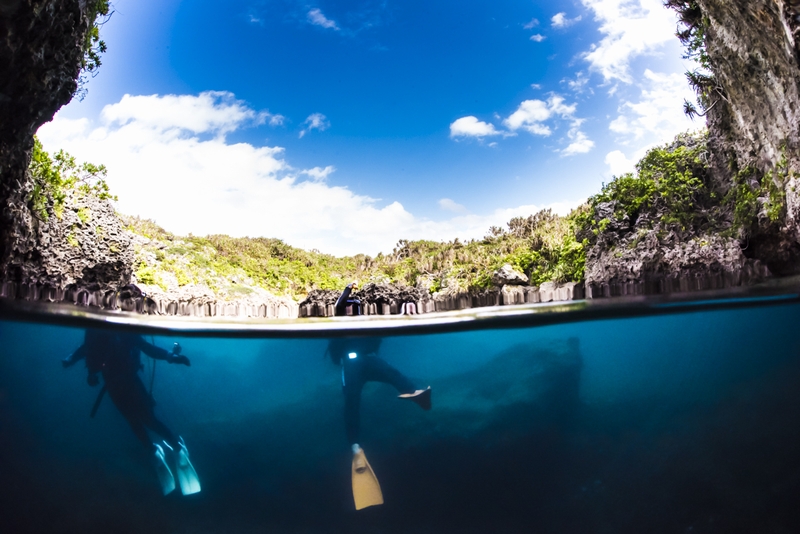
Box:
[32,126,768,303]
[123,207,585,301]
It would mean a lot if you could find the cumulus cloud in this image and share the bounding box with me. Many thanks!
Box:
[503,95,576,136]
[605,149,638,176]
[530,34,546,42]
[551,12,582,28]
[581,0,678,83]
[38,92,580,255]
[562,121,595,156]
[449,116,502,138]
[299,113,330,138]
[307,8,339,30]
[101,91,281,135]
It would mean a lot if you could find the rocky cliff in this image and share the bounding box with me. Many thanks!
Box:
[667,0,800,274]
[0,0,110,295]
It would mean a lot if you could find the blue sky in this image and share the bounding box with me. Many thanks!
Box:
[39,0,700,255]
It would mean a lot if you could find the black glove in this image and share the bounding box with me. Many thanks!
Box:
[62,358,72,368]
[87,374,99,387]
[170,354,191,366]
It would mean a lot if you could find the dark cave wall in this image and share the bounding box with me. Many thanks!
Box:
[0,0,95,287]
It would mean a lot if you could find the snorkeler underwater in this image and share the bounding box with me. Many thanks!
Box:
[4,0,800,532]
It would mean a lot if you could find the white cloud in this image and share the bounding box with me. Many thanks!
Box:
[562,121,595,156]
[609,69,696,140]
[563,71,590,93]
[530,34,546,42]
[439,198,469,213]
[605,149,638,176]
[504,95,576,136]
[504,100,551,135]
[581,0,678,83]
[523,18,539,29]
[301,165,336,181]
[530,83,542,90]
[101,91,279,136]
[449,116,501,138]
[299,113,330,138]
[38,92,581,256]
[552,12,582,28]
[307,8,339,30]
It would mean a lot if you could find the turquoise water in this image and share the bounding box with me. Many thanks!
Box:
[1,292,800,533]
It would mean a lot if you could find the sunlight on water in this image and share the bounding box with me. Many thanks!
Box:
[1,292,799,533]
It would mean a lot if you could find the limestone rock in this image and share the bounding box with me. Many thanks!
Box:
[492,264,528,286]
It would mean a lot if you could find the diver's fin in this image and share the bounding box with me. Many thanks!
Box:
[175,437,201,495]
[398,386,432,410]
[153,443,176,495]
[351,446,383,510]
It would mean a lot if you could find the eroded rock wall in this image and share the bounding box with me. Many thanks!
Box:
[690,0,800,272]
[0,0,98,291]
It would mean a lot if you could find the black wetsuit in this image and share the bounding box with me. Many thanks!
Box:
[334,284,362,316]
[330,286,417,444]
[64,330,185,449]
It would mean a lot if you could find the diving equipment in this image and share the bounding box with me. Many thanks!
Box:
[351,444,383,510]
[398,386,432,410]
[153,443,176,495]
[175,437,201,495]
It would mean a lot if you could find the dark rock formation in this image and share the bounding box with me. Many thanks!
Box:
[0,0,102,295]
[668,0,800,274]
[299,283,431,317]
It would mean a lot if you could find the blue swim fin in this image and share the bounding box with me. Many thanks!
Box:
[175,437,201,495]
[153,443,176,495]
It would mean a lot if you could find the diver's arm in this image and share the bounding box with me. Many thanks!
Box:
[335,284,355,316]
[137,337,191,366]
[62,345,87,368]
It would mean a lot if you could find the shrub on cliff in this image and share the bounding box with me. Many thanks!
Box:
[28,137,116,221]
[572,131,718,245]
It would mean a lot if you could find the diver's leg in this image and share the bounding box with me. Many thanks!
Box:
[114,398,152,447]
[364,356,432,410]
[363,355,416,394]
[146,414,179,450]
[106,379,153,447]
[342,357,366,445]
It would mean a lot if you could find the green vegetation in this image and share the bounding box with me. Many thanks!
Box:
[28,138,116,221]
[76,1,111,100]
[726,148,792,231]
[28,138,117,223]
[665,0,720,120]
[125,209,586,299]
[573,131,716,241]
[36,127,790,302]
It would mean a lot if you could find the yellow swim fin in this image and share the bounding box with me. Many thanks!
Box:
[351,447,383,510]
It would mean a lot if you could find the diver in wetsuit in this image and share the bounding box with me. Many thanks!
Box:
[63,329,201,495]
[330,282,432,451]
[329,282,432,509]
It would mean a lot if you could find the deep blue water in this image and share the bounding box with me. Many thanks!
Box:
[1,294,800,533]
